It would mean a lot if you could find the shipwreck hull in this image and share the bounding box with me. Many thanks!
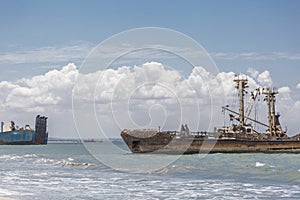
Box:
[0,130,48,145]
[0,130,34,145]
[0,115,48,145]
[121,131,300,154]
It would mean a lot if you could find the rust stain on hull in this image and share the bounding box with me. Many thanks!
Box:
[121,130,300,154]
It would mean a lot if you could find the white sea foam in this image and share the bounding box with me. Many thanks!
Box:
[0,154,37,160]
[67,157,74,161]
[33,157,97,168]
[0,189,19,196]
[0,155,12,159]
[255,162,265,167]
[35,158,61,165]
[62,160,96,168]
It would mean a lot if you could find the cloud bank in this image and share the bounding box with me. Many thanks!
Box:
[0,62,299,138]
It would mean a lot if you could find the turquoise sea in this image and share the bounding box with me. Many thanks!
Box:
[0,141,299,199]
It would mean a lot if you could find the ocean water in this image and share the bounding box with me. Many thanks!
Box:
[0,141,299,200]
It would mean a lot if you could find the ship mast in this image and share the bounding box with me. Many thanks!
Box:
[234,75,248,127]
[262,87,278,136]
[223,76,285,136]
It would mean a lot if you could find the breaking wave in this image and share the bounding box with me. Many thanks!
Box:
[0,153,99,169]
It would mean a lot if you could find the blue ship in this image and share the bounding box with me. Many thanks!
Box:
[0,115,48,145]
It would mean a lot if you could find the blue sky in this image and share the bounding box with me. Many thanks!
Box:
[0,0,300,138]
[1,0,300,85]
[1,0,299,51]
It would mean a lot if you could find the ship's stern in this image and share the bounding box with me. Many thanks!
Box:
[34,115,48,144]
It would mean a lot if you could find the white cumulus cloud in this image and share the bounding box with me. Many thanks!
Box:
[0,63,78,112]
[0,62,299,138]
[257,70,273,87]
[247,67,259,78]
[278,86,291,94]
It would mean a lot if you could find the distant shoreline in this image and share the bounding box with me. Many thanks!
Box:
[48,138,122,144]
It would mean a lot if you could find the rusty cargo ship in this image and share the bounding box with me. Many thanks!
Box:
[121,76,300,154]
